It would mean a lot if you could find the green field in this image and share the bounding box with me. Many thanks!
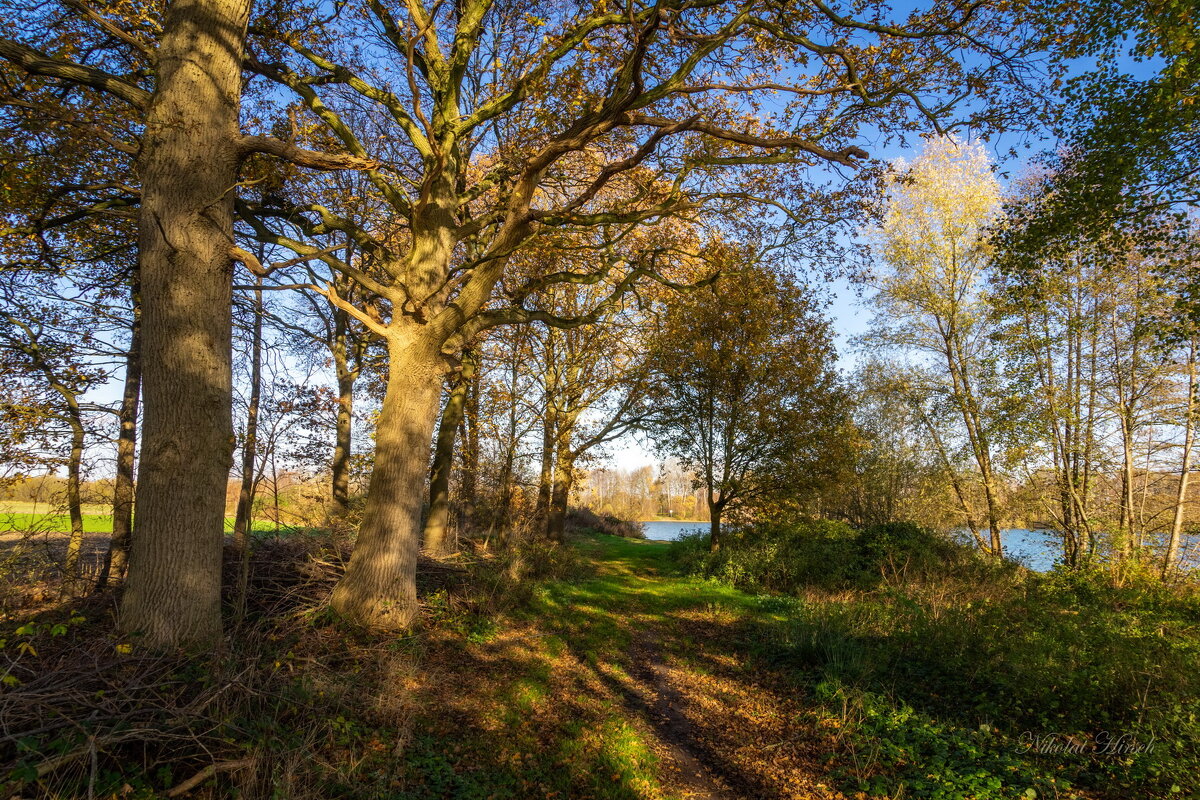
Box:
[0,504,288,534]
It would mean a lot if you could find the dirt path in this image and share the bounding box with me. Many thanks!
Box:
[624,634,730,800]
[395,534,849,798]
[553,535,846,799]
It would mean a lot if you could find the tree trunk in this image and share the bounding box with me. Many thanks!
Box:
[983,474,1003,558]
[1118,413,1137,560]
[1166,339,1197,578]
[546,444,573,543]
[99,281,141,589]
[329,336,443,629]
[232,279,263,618]
[62,404,86,594]
[535,410,556,520]
[708,499,722,553]
[330,306,356,518]
[120,0,249,649]
[422,349,475,556]
[546,407,580,542]
[490,341,522,539]
[460,367,479,525]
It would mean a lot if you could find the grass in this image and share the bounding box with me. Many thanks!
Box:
[0,512,114,533]
[0,503,297,534]
[4,528,1196,799]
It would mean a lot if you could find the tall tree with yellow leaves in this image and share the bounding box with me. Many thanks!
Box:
[864,135,1006,556]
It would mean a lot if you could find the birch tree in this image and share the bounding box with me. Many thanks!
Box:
[864,134,1006,555]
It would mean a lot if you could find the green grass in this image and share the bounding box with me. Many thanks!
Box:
[0,508,294,534]
[9,527,1192,799]
[0,512,114,533]
[454,529,1199,799]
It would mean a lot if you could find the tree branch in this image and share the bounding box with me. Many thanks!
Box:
[0,38,150,109]
[238,136,380,171]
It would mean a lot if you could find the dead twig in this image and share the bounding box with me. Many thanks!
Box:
[166,756,256,797]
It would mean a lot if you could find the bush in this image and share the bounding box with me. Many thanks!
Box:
[669,519,980,593]
[564,507,644,539]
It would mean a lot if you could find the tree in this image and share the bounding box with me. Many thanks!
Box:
[646,261,846,550]
[422,346,477,555]
[96,276,140,589]
[1007,0,1199,253]
[0,0,375,647]
[1165,334,1198,576]
[991,244,1105,565]
[237,0,1040,628]
[863,134,1007,556]
[834,359,958,531]
[0,298,108,591]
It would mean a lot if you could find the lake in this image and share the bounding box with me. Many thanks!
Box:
[641,520,707,542]
[640,521,1200,573]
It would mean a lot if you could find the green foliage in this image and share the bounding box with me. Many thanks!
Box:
[671,520,1200,798]
[818,681,1069,800]
[670,519,982,593]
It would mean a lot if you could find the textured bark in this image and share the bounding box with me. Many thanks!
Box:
[708,501,723,553]
[98,280,141,589]
[330,335,443,629]
[534,410,556,521]
[545,401,581,542]
[546,441,574,543]
[460,371,479,523]
[490,342,523,538]
[422,349,475,556]
[535,334,557,522]
[62,401,86,593]
[120,0,249,649]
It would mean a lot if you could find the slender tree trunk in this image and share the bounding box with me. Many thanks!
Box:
[491,341,522,538]
[423,349,475,555]
[1166,340,1197,577]
[460,368,479,525]
[708,498,723,552]
[330,307,356,518]
[329,335,444,629]
[535,410,556,521]
[1119,413,1137,560]
[120,0,249,649]
[99,282,141,589]
[232,279,263,618]
[536,335,557,522]
[62,404,86,593]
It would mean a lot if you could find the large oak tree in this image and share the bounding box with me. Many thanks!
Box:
[239,0,1044,629]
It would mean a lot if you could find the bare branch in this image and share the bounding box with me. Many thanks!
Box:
[0,38,150,109]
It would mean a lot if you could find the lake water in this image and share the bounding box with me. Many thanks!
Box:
[640,521,1200,573]
[641,520,707,542]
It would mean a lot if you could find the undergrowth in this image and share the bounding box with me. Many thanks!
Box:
[0,530,595,799]
[671,520,1200,799]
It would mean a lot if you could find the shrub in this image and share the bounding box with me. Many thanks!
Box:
[669,519,980,593]
[564,507,644,539]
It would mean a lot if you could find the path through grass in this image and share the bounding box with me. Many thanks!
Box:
[396,534,844,800]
